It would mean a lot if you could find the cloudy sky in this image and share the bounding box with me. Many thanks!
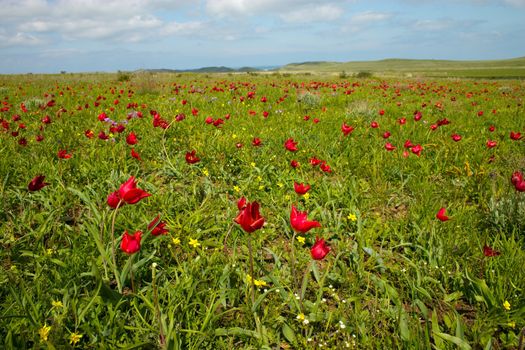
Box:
[1,0,524,73]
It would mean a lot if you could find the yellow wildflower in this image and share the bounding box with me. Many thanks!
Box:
[277,183,284,188]
[171,237,181,245]
[51,300,63,308]
[503,300,511,311]
[69,332,83,345]
[254,279,267,287]
[189,238,200,248]
[296,313,305,321]
[251,162,256,167]
[296,236,306,245]
[39,324,51,342]
[233,185,240,192]
[303,193,310,200]
[347,213,357,222]
[202,168,209,176]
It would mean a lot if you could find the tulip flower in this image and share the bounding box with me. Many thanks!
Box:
[370,121,379,128]
[131,148,141,161]
[121,230,142,254]
[311,237,330,260]
[411,144,422,156]
[385,143,396,151]
[234,199,265,233]
[320,162,332,173]
[252,138,262,147]
[486,140,497,148]
[126,132,138,145]
[185,150,200,164]
[107,176,151,208]
[57,149,72,159]
[28,175,49,191]
[284,138,298,152]
[511,171,525,192]
[291,159,299,168]
[294,182,311,195]
[148,215,169,236]
[436,207,450,221]
[483,244,501,257]
[510,131,522,140]
[290,205,321,233]
[341,123,354,136]
[451,134,462,142]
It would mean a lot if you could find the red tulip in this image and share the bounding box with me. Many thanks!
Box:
[385,143,396,151]
[411,144,422,156]
[107,176,151,208]
[284,138,298,152]
[42,115,51,124]
[483,244,501,257]
[310,157,321,166]
[205,117,214,125]
[404,140,413,148]
[28,175,49,191]
[379,109,385,116]
[121,230,142,254]
[294,182,311,195]
[486,140,497,148]
[185,150,200,164]
[234,199,265,233]
[510,131,522,140]
[320,162,332,173]
[451,134,462,142]
[311,237,330,260]
[85,129,94,138]
[370,121,379,128]
[436,207,450,221]
[511,171,525,192]
[398,118,407,125]
[478,111,484,117]
[341,123,354,136]
[290,160,299,168]
[488,125,495,132]
[382,131,391,139]
[131,148,141,161]
[290,205,321,233]
[148,215,169,236]
[57,149,72,159]
[414,111,422,121]
[252,138,262,147]
[126,132,138,145]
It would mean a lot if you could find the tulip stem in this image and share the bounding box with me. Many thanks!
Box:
[110,201,123,293]
[247,235,255,305]
[299,260,314,312]
[290,231,297,293]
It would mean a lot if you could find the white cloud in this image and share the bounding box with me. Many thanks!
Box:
[350,11,393,24]
[281,4,344,23]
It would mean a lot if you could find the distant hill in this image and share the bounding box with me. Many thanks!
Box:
[279,57,525,78]
[136,66,262,74]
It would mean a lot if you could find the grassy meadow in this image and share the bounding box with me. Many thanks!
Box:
[1,71,525,349]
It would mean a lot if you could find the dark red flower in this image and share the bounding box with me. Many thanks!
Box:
[234,199,265,233]
[42,115,51,124]
[382,131,391,139]
[311,237,330,260]
[252,138,262,147]
[385,143,396,151]
[290,160,299,168]
[294,182,311,195]
[290,205,321,233]
[213,118,224,127]
[436,207,450,221]
[185,150,200,164]
[320,162,332,173]
[398,118,407,125]
[85,129,94,138]
[483,244,501,257]
[486,140,497,148]
[371,121,379,128]
[98,131,109,140]
[131,148,141,161]
[107,176,151,209]
[510,132,522,140]
[126,132,138,145]
[511,171,525,192]
[284,138,298,152]
[451,134,462,142]
[341,123,354,136]
[310,157,321,166]
[205,116,214,124]
[411,144,422,156]
[121,230,142,254]
[488,125,495,132]
[57,149,72,159]
[414,111,422,121]
[404,140,414,148]
[28,175,49,191]
[148,215,169,236]
[379,109,385,116]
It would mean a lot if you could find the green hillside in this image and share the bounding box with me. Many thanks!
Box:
[280,57,525,78]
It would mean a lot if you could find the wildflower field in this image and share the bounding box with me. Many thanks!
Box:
[1,72,525,349]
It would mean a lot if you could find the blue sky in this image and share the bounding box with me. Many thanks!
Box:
[0,0,524,73]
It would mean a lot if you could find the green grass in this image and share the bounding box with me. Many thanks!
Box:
[1,73,525,349]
